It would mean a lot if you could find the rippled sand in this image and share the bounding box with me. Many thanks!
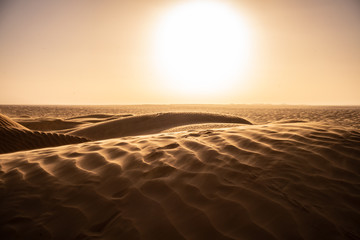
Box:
[1,106,360,239]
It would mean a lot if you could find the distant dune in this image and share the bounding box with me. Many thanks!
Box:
[1,112,251,154]
[17,118,82,131]
[1,116,360,239]
[69,112,252,140]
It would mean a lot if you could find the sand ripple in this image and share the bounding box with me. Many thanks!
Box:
[1,122,360,239]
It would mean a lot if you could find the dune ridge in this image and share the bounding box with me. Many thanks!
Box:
[17,119,82,131]
[0,114,89,154]
[1,122,360,239]
[67,113,133,120]
[0,113,28,129]
[69,112,252,140]
[1,112,252,154]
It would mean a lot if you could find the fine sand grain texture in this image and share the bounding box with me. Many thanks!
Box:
[1,119,360,240]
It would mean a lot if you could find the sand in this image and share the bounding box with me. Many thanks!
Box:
[1,107,360,239]
[69,112,252,140]
[0,114,88,154]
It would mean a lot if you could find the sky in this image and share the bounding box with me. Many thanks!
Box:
[0,0,360,105]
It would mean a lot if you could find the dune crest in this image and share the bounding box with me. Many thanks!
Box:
[0,113,28,129]
[69,112,252,140]
[0,114,88,154]
[1,122,360,239]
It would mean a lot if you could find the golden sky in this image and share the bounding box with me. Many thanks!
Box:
[0,0,359,105]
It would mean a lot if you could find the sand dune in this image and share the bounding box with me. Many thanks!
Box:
[69,112,252,140]
[65,114,134,125]
[0,114,88,154]
[0,113,29,129]
[1,112,251,154]
[162,123,245,133]
[17,118,82,131]
[1,122,360,239]
[67,113,133,120]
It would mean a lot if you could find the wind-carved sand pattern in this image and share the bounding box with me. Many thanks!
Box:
[1,111,360,239]
[0,113,89,154]
[0,112,251,154]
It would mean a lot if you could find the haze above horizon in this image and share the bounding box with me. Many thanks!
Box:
[1,0,359,105]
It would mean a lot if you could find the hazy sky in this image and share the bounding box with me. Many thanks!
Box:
[1,0,359,105]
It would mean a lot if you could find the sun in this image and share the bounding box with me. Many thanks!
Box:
[152,0,254,96]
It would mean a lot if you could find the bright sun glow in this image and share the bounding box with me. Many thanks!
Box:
[152,0,254,96]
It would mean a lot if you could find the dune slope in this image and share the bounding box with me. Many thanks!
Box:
[1,123,360,239]
[0,114,89,154]
[0,113,28,129]
[69,112,252,140]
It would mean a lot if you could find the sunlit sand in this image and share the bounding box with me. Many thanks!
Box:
[1,0,359,239]
[1,105,360,239]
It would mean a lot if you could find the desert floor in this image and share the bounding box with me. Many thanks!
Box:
[1,105,360,240]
